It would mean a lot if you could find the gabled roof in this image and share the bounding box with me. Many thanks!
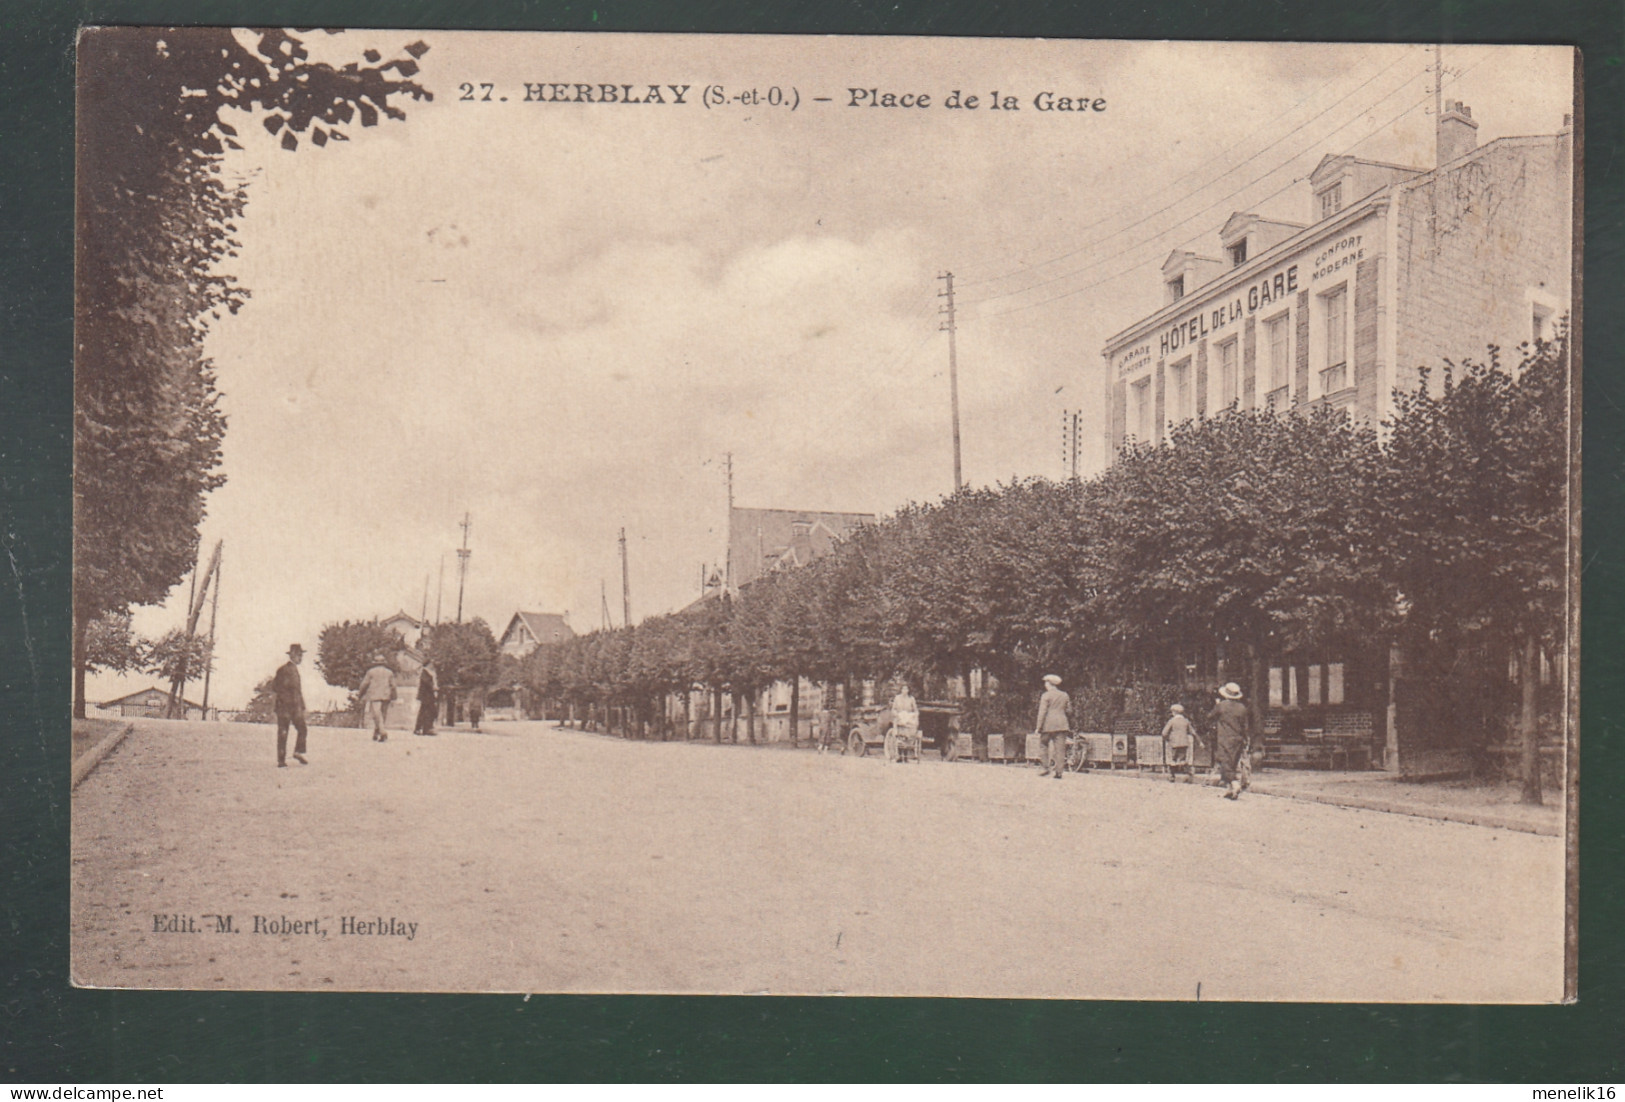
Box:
[1219,210,1306,245]
[1309,152,1424,186]
[100,686,205,709]
[380,610,421,631]
[1162,248,1222,276]
[502,611,575,647]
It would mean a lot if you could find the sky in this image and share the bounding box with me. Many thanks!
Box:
[85,34,1574,710]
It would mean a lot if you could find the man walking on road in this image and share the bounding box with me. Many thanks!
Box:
[359,653,395,742]
[273,643,309,768]
[1208,682,1251,800]
[1035,674,1070,780]
[414,659,439,737]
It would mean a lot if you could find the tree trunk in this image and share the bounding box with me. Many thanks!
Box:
[1247,640,1266,748]
[713,686,723,742]
[1519,633,1544,805]
[789,674,800,748]
[73,611,89,720]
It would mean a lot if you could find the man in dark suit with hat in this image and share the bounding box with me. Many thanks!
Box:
[273,643,309,767]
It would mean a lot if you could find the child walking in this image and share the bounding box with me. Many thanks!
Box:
[1161,703,1195,783]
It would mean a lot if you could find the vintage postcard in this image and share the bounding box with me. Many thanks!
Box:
[72,31,1578,999]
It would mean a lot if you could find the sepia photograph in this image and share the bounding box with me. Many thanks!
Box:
[71,30,1577,1000]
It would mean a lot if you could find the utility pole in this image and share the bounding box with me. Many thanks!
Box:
[723,451,734,592]
[200,546,222,714]
[167,539,222,719]
[938,271,963,491]
[1061,409,1083,480]
[619,527,632,628]
[421,574,430,626]
[1434,44,1443,158]
[455,511,471,624]
[435,554,445,626]
[601,580,613,631]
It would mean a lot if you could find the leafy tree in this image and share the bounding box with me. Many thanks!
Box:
[84,612,148,676]
[1381,335,1569,802]
[424,618,500,706]
[243,676,278,722]
[144,629,214,690]
[317,620,404,691]
[1090,404,1388,725]
[73,28,431,716]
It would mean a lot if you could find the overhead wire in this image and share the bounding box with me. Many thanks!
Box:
[966,56,1481,323]
[959,58,1435,310]
[955,45,1406,292]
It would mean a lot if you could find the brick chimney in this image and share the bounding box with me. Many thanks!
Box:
[1437,99,1479,166]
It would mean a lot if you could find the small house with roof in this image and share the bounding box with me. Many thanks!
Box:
[499,611,576,659]
[98,686,212,720]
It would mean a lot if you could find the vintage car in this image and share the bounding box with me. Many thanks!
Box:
[846,700,962,760]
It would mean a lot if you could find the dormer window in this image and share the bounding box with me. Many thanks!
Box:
[1167,274,1185,302]
[1227,240,1248,267]
[1319,182,1343,219]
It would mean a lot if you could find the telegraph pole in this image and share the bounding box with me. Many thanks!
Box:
[1434,44,1443,156]
[167,539,222,718]
[435,554,445,625]
[455,512,471,623]
[723,451,734,592]
[619,527,632,628]
[939,271,963,491]
[1061,409,1083,480]
[200,546,222,714]
[601,580,613,631]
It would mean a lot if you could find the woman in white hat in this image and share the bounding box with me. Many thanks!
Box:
[1035,674,1071,779]
[1207,682,1250,799]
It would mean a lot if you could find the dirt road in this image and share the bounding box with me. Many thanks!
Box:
[71,718,1564,1000]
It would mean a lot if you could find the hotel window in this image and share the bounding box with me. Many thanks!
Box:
[1131,376,1152,441]
[1320,284,1349,394]
[1218,338,1239,408]
[1166,274,1185,303]
[1228,240,1248,267]
[1319,182,1343,219]
[1264,313,1291,408]
[1169,358,1192,424]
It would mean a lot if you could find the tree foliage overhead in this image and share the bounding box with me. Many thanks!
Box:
[73,27,431,715]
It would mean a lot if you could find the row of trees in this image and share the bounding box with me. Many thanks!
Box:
[73,29,430,717]
[517,336,1569,801]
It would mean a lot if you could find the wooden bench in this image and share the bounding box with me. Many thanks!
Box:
[1267,742,1336,770]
